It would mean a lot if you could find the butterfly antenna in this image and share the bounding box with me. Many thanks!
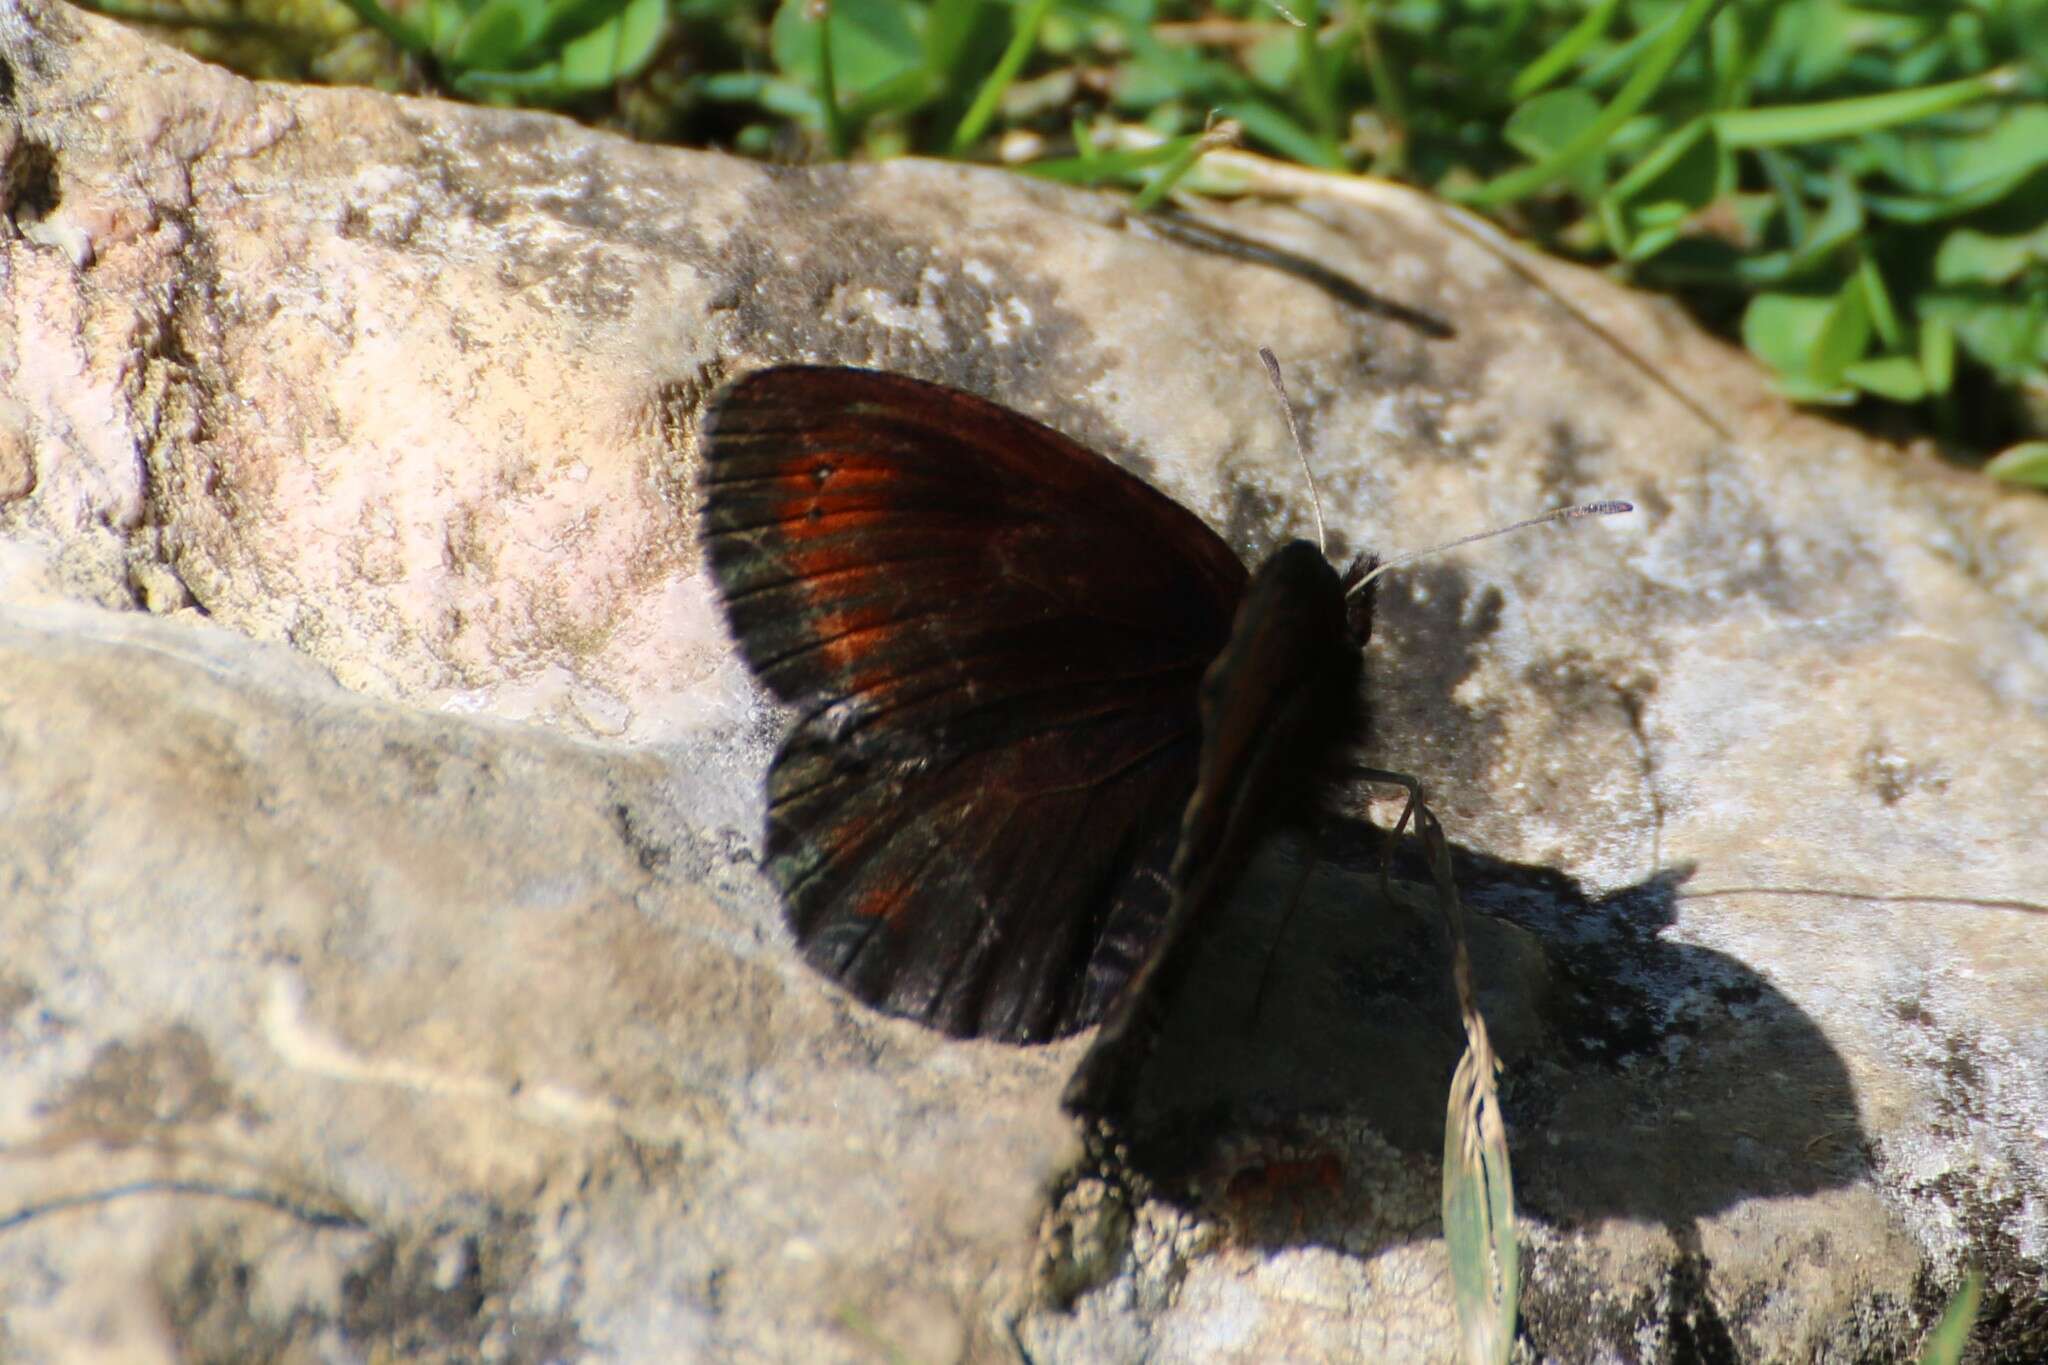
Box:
[1349,500,1633,596]
[1259,347,1327,557]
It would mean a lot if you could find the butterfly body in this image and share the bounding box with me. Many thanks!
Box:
[699,365,1378,1110]
[1064,539,1377,1114]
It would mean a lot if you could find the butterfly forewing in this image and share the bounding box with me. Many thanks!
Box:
[699,367,1248,1042]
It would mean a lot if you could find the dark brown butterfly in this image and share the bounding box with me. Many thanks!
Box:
[697,364,1614,1116]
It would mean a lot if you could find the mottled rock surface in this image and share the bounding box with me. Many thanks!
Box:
[2,1,2045,1359]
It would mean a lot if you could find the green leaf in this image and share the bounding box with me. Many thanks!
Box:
[1813,277,1873,384]
[2019,0,2048,72]
[1936,226,2048,286]
[1756,146,1807,243]
[771,0,924,106]
[844,66,945,121]
[921,0,981,76]
[1743,291,1862,402]
[697,70,773,102]
[1506,88,1602,161]
[1799,178,1865,261]
[1755,0,1862,91]
[555,0,665,90]
[1921,316,1957,394]
[1735,177,1865,286]
[1104,59,1176,112]
[1744,292,1835,376]
[332,0,432,55]
[451,0,551,69]
[452,0,664,98]
[1929,103,2048,196]
[1844,355,1928,402]
[1864,171,2037,226]
[1245,29,1297,93]
[534,0,639,51]
[1922,292,2048,378]
[1985,441,2048,487]
[1770,374,1860,404]
[1858,252,1902,352]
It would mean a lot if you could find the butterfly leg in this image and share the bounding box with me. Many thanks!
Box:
[1248,847,1320,1028]
[1334,764,1425,900]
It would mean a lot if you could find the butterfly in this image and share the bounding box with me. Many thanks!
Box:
[697,365,1616,1116]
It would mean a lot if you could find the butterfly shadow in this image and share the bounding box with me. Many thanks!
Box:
[1098,838,1868,1267]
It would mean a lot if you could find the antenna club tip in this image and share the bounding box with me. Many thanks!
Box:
[1580,500,1634,517]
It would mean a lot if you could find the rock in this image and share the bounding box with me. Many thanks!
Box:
[0,595,1077,1362]
[3,1,2045,1359]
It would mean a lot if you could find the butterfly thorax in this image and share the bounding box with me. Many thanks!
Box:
[1174,540,1371,902]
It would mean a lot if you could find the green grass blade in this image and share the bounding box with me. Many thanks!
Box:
[816,0,848,158]
[1509,0,1622,101]
[1460,0,1725,207]
[1218,97,1343,169]
[1415,802,1517,1365]
[1129,125,1234,213]
[1023,135,1195,185]
[1917,1270,1983,1364]
[1291,0,1341,157]
[1341,0,1406,137]
[1603,113,1711,205]
[1444,1043,1518,1365]
[951,0,1059,155]
[1711,68,2023,148]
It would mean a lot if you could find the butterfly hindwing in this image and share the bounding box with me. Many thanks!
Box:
[699,366,1249,1042]
[1063,541,1370,1115]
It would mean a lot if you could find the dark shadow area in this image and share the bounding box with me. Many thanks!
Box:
[1137,208,1458,342]
[1080,826,1868,1270]
[1055,538,1868,1328]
